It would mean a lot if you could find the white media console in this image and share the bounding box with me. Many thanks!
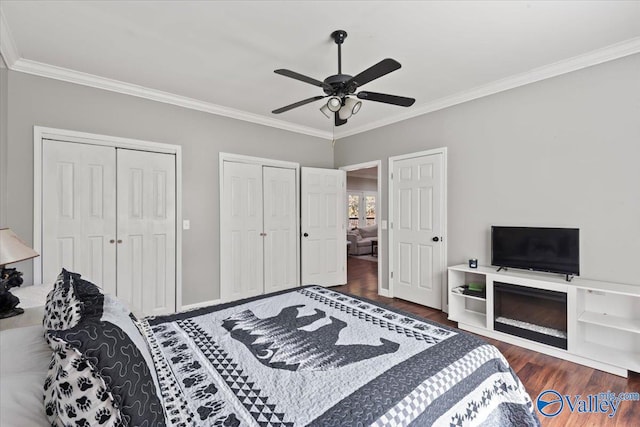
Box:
[448,264,640,377]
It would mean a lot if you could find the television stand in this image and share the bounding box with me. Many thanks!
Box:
[448,264,640,378]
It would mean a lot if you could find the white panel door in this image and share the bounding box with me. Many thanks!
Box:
[263,166,297,293]
[301,167,346,286]
[116,149,176,316]
[392,153,443,308]
[42,140,117,293]
[221,161,264,301]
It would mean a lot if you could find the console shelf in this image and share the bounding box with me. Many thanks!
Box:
[578,311,640,334]
[448,264,640,377]
[448,268,488,329]
[451,286,486,302]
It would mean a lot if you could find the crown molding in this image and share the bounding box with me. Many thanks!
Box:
[0,9,19,68]
[2,16,638,142]
[335,37,640,139]
[8,58,333,140]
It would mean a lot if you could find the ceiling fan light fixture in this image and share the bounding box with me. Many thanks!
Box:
[327,96,342,112]
[344,97,362,115]
[319,104,332,118]
[272,30,414,126]
[338,104,353,120]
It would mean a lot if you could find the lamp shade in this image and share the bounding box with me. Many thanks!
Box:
[0,228,39,266]
[344,97,362,115]
[338,104,352,120]
[326,97,342,112]
[319,104,332,118]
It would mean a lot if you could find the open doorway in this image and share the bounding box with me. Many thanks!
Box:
[339,161,382,295]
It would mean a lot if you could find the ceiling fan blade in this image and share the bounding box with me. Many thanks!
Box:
[335,112,347,126]
[357,91,415,107]
[272,96,326,114]
[274,69,333,92]
[348,58,401,88]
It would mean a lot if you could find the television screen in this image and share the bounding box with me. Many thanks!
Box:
[491,226,579,276]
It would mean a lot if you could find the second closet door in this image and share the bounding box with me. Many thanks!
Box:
[220,162,298,302]
[263,166,297,294]
[221,161,264,301]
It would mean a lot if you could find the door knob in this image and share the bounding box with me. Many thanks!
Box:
[109,239,115,244]
[432,236,439,242]
[117,239,123,244]
[303,233,309,237]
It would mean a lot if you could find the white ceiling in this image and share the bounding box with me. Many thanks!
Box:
[1,1,639,140]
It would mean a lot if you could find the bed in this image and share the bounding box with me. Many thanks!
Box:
[0,272,540,426]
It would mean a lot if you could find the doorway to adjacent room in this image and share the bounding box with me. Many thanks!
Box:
[340,161,381,295]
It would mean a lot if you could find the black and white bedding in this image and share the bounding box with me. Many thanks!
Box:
[1,272,540,427]
[140,286,540,426]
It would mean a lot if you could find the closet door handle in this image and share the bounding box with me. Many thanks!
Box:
[260,233,267,237]
[117,239,123,244]
[109,239,115,244]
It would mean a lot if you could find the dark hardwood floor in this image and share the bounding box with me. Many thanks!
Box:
[338,257,640,426]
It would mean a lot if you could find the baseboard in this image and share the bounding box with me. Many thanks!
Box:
[378,288,390,298]
[180,299,221,312]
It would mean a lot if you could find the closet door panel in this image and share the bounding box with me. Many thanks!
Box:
[117,149,176,316]
[42,140,117,292]
[263,167,297,293]
[221,161,264,301]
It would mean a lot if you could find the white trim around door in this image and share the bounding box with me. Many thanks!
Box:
[388,148,448,311]
[33,126,184,310]
[339,160,383,296]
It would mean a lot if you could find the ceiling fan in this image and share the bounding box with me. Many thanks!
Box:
[272,30,415,126]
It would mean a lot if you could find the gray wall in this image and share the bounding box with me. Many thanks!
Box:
[346,176,377,192]
[0,66,7,226]
[335,53,640,289]
[3,71,333,304]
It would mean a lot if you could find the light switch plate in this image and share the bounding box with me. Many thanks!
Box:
[381,220,387,230]
[183,220,190,230]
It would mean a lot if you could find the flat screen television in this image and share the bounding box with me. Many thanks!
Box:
[491,226,579,277]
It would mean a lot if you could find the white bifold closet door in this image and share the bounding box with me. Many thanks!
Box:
[42,141,118,293]
[221,162,297,301]
[262,167,297,294]
[42,140,176,316]
[116,149,176,316]
[221,161,264,301]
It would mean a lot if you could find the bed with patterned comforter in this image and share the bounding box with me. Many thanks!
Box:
[139,286,540,426]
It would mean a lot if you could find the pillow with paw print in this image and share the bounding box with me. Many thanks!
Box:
[44,335,124,427]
